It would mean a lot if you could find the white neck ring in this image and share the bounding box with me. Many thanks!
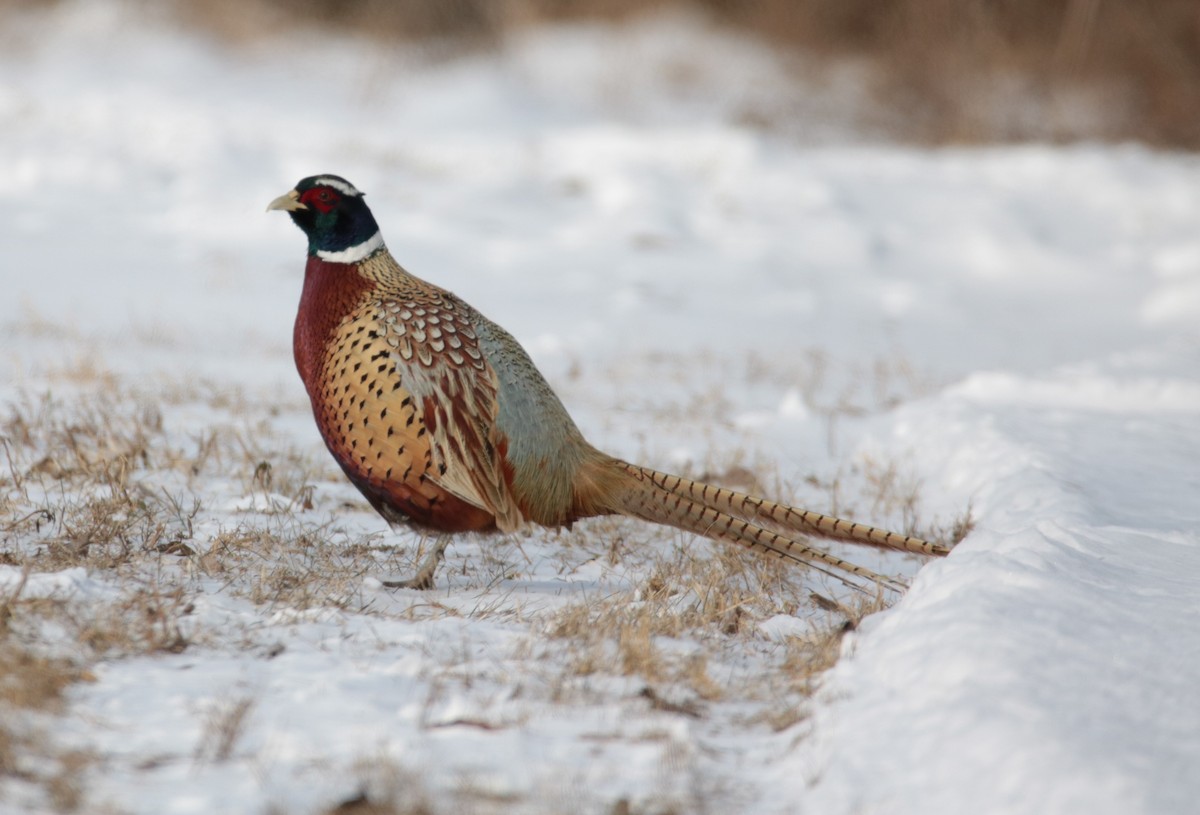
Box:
[315,231,384,263]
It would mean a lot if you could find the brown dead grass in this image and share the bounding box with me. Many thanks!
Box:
[0,375,350,811]
[803,453,974,551]
[526,388,963,719]
[0,354,961,812]
[0,576,95,812]
[542,533,886,713]
[193,696,255,765]
[728,0,1200,146]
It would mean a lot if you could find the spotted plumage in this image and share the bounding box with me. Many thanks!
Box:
[270,175,950,590]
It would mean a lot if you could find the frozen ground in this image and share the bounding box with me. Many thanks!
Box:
[2,3,1199,814]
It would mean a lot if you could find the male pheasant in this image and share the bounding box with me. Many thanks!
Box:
[269,175,948,591]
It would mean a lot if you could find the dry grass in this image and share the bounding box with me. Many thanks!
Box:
[540,533,889,719]
[194,696,255,764]
[725,0,1200,146]
[521,361,967,727]
[0,354,964,811]
[0,375,347,811]
[802,453,974,548]
[0,577,95,812]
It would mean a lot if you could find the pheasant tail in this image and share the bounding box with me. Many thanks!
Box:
[621,463,949,557]
[582,457,944,590]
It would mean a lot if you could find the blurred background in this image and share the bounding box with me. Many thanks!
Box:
[114,0,1200,146]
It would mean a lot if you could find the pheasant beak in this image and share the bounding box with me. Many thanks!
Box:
[266,189,306,212]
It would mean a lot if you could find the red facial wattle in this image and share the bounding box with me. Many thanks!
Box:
[300,186,340,213]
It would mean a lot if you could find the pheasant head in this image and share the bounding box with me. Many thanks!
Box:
[267,174,384,263]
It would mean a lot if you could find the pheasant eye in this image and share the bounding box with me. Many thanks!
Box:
[301,186,341,212]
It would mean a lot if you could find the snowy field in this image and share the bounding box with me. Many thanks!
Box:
[2,3,1199,814]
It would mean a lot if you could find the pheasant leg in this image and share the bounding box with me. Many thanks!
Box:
[382,536,450,590]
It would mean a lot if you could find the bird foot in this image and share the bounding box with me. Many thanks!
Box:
[381,537,449,590]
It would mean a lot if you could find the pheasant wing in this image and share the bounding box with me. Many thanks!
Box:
[337,296,525,532]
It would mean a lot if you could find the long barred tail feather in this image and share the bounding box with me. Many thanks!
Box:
[595,459,949,591]
[606,461,914,592]
[624,463,949,557]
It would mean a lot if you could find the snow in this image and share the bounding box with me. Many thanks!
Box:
[2,2,1199,814]
[800,366,1200,814]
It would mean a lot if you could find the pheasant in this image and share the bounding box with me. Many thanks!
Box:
[269,175,948,591]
